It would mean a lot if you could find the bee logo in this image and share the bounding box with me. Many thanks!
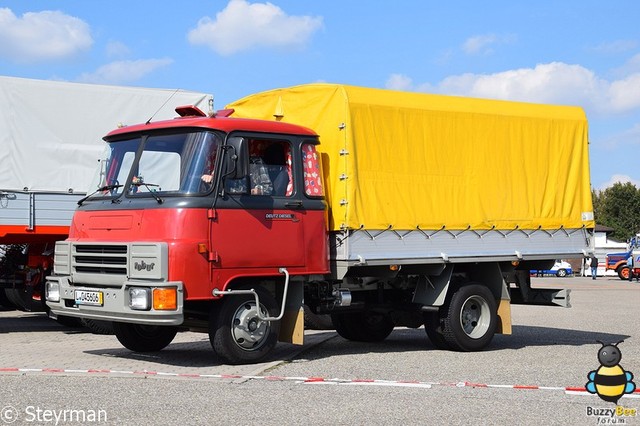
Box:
[586,341,636,404]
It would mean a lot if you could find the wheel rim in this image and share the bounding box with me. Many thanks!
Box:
[231,301,269,351]
[459,295,491,339]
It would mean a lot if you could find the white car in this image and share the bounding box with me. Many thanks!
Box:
[530,260,573,277]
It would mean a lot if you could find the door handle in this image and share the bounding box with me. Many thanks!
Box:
[285,201,303,209]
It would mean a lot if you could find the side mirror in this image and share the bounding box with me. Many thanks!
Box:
[223,136,248,179]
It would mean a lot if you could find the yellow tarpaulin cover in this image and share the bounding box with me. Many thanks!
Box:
[227,84,594,232]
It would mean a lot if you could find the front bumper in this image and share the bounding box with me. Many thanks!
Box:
[46,275,184,325]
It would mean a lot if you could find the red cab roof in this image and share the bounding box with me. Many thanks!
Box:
[104,114,318,140]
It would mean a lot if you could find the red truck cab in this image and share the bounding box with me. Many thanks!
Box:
[46,106,328,363]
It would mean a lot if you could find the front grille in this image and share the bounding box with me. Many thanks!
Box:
[75,256,127,265]
[72,244,128,275]
[75,245,127,254]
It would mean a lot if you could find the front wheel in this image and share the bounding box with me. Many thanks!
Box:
[209,287,280,365]
[556,268,568,277]
[618,266,630,280]
[441,284,497,351]
[113,323,178,352]
[55,314,82,328]
[82,318,114,335]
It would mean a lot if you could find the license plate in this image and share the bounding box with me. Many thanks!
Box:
[74,290,104,306]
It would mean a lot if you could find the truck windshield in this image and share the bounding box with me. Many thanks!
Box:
[87,130,221,200]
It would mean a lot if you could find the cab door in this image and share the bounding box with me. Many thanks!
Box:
[211,137,306,269]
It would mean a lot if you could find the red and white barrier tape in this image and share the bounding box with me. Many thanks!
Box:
[1,367,639,398]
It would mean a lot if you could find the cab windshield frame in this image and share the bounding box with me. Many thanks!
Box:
[86,129,223,202]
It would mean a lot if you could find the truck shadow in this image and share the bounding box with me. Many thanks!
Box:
[291,326,630,360]
[81,325,629,368]
[0,311,85,334]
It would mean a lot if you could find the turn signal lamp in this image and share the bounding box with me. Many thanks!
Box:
[153,288,177,310]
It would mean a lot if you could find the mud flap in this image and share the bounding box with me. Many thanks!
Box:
[277,281,304,345]
[496,298,512,335]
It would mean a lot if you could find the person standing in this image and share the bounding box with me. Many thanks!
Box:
[627,254,634,282]
[590,254,598,280]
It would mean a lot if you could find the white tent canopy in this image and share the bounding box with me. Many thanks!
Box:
[0,76,211,193]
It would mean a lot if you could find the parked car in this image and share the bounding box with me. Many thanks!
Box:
[531,260,573,277]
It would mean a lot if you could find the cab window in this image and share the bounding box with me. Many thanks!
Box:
[302,143,323,197]
[226,139,293,196]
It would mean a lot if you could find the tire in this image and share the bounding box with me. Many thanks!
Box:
[303,304,334,330]
[55,314,83,328]
[423,311,451,349]
[82,318,115,335]
[331,311,394,342]
[441,284,497,352]
[209,287,280,365]
[556,268,568,278]
[618,266,630,280]
[0,289,16,310]
[113,322,178,352]
[4,288,29,311]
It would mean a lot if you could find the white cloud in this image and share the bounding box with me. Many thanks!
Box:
[598,174,640,190]
[608,73,640,112]
[187,0,323,56]
[462,33,516,55]
[437,62,607,108]
[390,61,640,116]
[463,34,497,55]
[106,41,131,59]
[0,8,92,62]
[385,73,433,92]
[589,40,638,54]
[600,123,640,151]
[386,74,414,91]
[77,58,173,84]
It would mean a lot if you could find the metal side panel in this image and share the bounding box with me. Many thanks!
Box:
[330,227,591,265]
[0,191,82,229]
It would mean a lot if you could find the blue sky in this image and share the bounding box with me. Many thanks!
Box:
[1,1,639,190]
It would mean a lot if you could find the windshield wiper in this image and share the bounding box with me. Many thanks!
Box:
[130,182,164,204]
[77,184,123,206]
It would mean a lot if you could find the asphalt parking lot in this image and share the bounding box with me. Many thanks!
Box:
[0,276,639,425]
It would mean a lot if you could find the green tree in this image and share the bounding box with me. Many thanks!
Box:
[592,182,640,241]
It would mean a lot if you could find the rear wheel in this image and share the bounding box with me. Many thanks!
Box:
[331,311,394,342]
[303,304,334,330]
[113,323,178,352]
[556,268,568,277]
[441,284,497,351]
[209,287,280,365]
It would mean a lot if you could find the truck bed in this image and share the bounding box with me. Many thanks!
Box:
[0,191,82,243]
[330,227,589,277]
